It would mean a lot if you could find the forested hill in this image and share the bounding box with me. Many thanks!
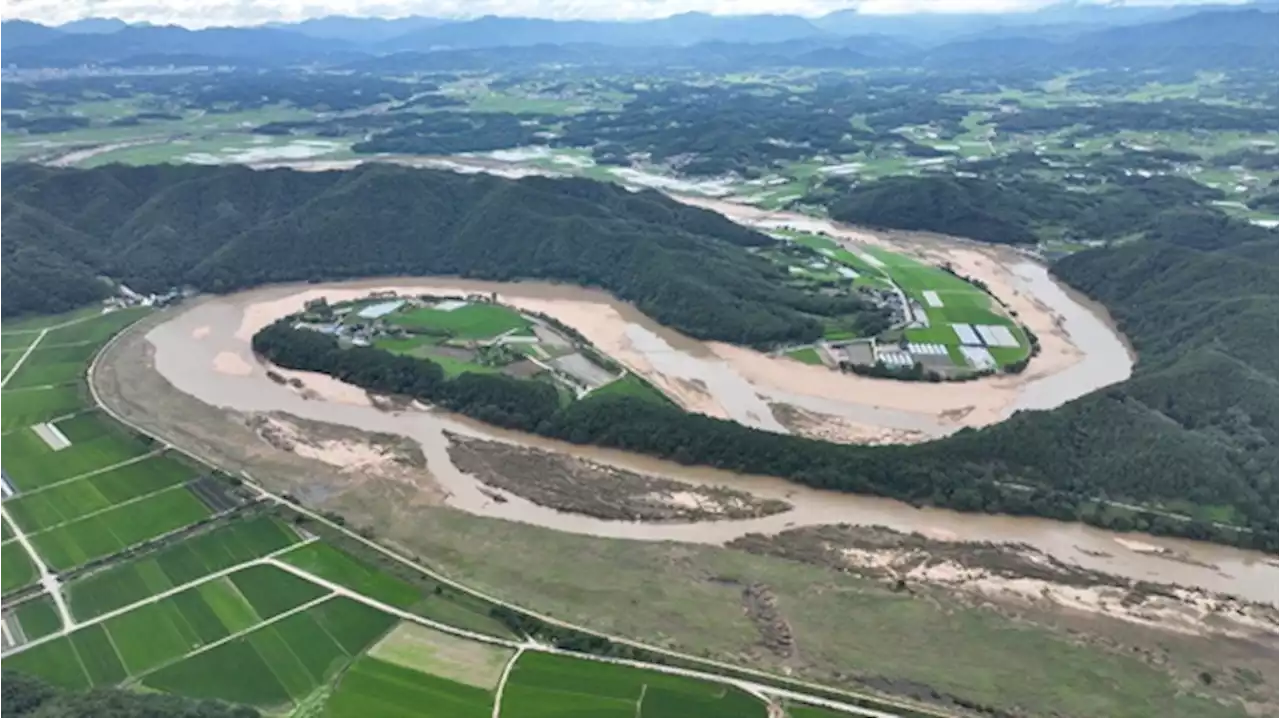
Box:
[0,163,869,346]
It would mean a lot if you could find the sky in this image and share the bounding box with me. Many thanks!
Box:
[2,0,1244,28]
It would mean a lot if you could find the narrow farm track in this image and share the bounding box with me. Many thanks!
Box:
[2,538,316,656]
[86,312,956,718]
[1,329,47,388]
[0,504,73,631]
[491,645,527,718]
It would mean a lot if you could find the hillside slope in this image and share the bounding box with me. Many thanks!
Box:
[0,163,873,346]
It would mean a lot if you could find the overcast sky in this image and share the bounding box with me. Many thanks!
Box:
[3,0,1239,29]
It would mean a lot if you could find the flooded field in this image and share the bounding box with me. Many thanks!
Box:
[135,278,1278,604]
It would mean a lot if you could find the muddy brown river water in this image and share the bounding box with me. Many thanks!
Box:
[141,275,1278,605]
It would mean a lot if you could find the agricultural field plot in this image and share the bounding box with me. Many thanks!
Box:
[278,542,422,609]
[369,622,513,689]
[2,333,41,351]
[326,655,495,718]
[0,306,105,334]
[0,412,156,490]
[4,453,196,533]
[10,563,337,691]
[2,516,12,540]
[388,303,532,339]
[11,593,63,642]
[2,349,23,375]
[40,307,151,347]
[587,374,673,405]
[784,347,825,366]
[27,484,215,570]
[2,341,104,390]
[142,596,397,709]
[499,652,767,718]
[0,385,85,432]
[276,540,515,638]
[67,516,302,620]
[1,541,39,594]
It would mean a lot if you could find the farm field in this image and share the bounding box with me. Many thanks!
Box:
[5,452,197,533]
[1,341,103,389]
[142,596,396,708]
[1,541,39,594]
[587,373,672,405]
[27,484,215,570]
[499,652,767,718]
[0,411,158,490]
[326,655,495,718]
[279,542,422,609]
[0,385,85,431]
[12,594,63,641]
[389,302,532,339]
[66,515,302,620]
[772,231,1030,372]
[277,537,516,638]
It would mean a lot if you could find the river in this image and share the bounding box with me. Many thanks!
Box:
[141,275,1277,605]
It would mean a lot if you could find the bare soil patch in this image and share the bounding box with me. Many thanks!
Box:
[445,432,791,523]
[369,622,513,689]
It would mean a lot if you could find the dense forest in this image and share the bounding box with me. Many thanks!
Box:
[0,163,884,346]
[2,670,258,718]
[819,173,1246,245]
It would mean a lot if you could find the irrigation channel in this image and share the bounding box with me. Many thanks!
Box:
[121,253,1278,606]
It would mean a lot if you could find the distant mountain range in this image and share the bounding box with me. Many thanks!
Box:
[1,2,1275,69]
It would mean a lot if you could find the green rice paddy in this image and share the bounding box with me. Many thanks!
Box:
[2,342,102,389]
[0,413,156,491]
[14,594,63,641]
[280,543,422,609]
[0,385,85,431]
[142,597,395,708]
[5,453,196,534]
[2,542,39,594]
[66,516,301,620]
[326,656,494,718]
[586,373,672,404]
[389,303,531,339]
[785,347,824,365]
[28,485,214,570]
[499,652,766,718]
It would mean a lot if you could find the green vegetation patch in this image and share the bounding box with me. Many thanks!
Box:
[0,385,84,432]
[227,564,329,619]
[3,341,101,389]
[326,656,494,718]
[2,542,39,594]
[500,652,766,718]
[69,624,129,686]
[587,374,672,405]
[6,453,194,533]
[4,635,91,690]
[14,594,62,640]
[279,542,422,609]
[0,413,156,491]
[28,486,213,570]
[141,597,390,710]
[389,303,531,340]
[67,516,300,620]
[784,347,825,365]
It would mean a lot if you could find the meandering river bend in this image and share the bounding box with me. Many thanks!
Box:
[138,272,1277,605]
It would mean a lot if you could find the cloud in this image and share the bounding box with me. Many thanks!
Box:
[1,0,1225,28]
